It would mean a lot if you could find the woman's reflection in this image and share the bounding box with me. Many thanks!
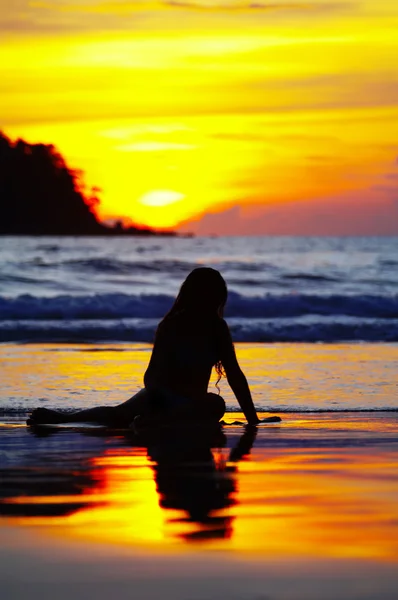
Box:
[145,424,258,542]
[2,425,257,545]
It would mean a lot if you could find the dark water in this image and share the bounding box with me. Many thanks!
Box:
[1,235,398,342]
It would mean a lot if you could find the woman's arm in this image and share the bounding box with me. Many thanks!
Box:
[219,320,260,425]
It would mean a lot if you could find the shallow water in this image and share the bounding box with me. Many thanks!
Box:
[1,413,398,559]
[1,342,398,554]
[1,342,398,599]
[1,342,398,416]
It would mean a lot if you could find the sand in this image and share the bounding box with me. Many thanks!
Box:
[1,343,398,599]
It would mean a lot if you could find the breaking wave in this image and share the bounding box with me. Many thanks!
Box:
[1,291,397,321]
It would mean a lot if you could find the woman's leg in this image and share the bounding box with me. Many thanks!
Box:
[132,392,225,431]
[27,406,116,426]
[203,393,226,422]
[27,389,151,426]
[112,388,153,423]
[163,392,225,423]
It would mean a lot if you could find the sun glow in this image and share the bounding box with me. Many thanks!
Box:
[138,190,185,207]
[1,0,398,231]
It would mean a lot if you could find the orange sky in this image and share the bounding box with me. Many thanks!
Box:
[1,1,398,233]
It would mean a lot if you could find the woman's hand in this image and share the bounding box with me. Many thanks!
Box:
[247,415,281,425]
[259,416,281,423]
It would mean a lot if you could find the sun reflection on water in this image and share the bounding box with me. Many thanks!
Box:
[1,421,398,561]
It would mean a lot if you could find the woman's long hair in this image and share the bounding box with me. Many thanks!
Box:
[165,267,228,319]
[161,267,228,389]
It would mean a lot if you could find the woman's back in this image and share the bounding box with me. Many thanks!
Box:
[144,312,223,400]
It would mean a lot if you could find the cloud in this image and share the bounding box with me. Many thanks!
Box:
[0,0,358,35]
[178,175,398,235]
[162,1,331,12]
[27,0,348,14]
[180,151,398,236]
[116,141,194,151]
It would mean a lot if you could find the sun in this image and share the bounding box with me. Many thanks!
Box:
[137,190,185,208]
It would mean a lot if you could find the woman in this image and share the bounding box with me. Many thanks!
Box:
[28,268,261,428]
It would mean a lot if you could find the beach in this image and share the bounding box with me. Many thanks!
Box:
[2,0,398,592]
[1,236,398,598]
[1,341,398,599]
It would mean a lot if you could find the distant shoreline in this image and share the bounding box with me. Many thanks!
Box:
[0,230,184,237]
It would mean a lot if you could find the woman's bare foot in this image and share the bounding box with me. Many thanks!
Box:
[27,407,68,426]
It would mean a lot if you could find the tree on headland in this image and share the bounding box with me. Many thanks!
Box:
[0,131,173,236]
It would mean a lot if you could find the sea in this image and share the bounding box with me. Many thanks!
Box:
[0,237,398,600]
[2,236,398,571]
[1,235,397,343]
[1,235,398,416]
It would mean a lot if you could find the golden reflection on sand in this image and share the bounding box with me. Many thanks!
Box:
[1,343,398,558]
[232,449,398,559]
[2,426,398,560]
[3,343,398,412]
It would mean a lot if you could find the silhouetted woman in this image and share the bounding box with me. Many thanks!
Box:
[28,268,261,427]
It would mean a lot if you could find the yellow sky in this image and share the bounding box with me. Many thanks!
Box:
[1,1,398,231]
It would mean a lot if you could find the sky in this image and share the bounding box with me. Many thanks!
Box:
[1,0,398,234]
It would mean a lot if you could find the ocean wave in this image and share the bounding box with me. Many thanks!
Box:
[1,292,398,321]
[0,293,171,320]
[0,274,56,285]
[379,259,398,267]
[23,257,198,275]
[1,317,398,343]
[281,273,340,282]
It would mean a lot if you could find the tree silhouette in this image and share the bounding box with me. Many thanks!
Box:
[0,131,171,236]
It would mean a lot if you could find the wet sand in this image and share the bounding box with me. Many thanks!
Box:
[1,343,398,598]
[1,524,398,600]
[1,413,398,599]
